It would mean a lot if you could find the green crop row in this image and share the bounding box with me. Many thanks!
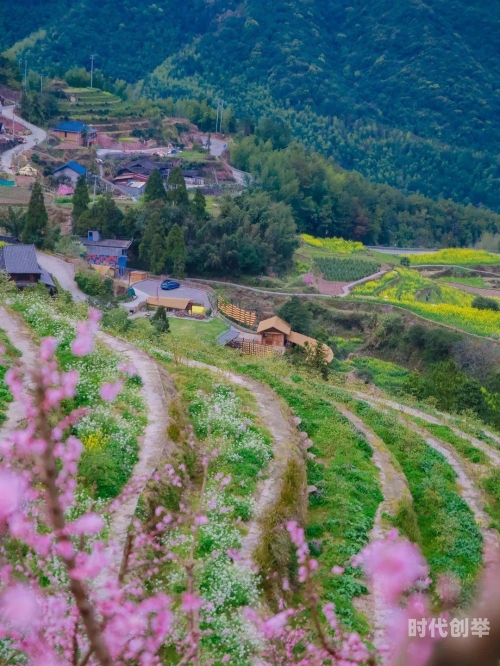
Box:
[316,386,483,600]
[315,256,380,282]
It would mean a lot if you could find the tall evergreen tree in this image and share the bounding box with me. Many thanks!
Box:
[277,297,312,335]
[151,305,170,334]
[74,192,124,237]
[139,211,167,275]
[72,175,90,229]
[1,206,25,240]
[144,169,167,203]
[190,188,207,222]
[166,223,187,277]
[22,182,48,247]
[167,167,188,208]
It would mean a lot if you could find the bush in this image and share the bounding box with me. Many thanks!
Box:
[422,328,460,362]
[472,295,500,311]
[102,307,130,333]
[78,447,124,499]
[75,269,113,297]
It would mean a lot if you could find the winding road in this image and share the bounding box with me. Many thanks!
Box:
[0,106,47,174]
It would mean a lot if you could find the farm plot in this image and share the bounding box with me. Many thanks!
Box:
[315,256,380,282]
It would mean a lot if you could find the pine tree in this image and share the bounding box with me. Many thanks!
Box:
[139,211,167,275]
[1,206,26,240]
[167,167,188,207]
[151,305,170,334]
[72,175,90,229]
[166,223,187,277]
[277,297,312,335]
[144,169,167,203]
[190,188,207,222]
[22,182,48,247]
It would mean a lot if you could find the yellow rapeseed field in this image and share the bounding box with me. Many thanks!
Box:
[300,234,365,254]
[405,248,500,265]
[352,267,500,337]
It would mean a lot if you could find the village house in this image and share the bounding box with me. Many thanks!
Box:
[257,316,334,361]
[115,158,171,183]
[0,244,56,294]
[113,158,204,188]
[80,230,132,269]
[52,161,87,185]
[51,121,97,146]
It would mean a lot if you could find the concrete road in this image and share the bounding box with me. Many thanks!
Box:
[133,279,211,309]
[36,253,87,302]
[96,146,174,159]
[0,106,47,174]
[366,246,439,254]
[197,133,251,185]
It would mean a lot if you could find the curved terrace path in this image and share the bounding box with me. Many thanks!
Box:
[407,419,500,564]
[330,401,412,645]
[0,306,39,440]
[97,331,175,560]
[351,390,500,466]
[185,359,303,561]
[349,390,500,563]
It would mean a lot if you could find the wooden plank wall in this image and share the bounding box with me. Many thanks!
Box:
[218,299,257,327]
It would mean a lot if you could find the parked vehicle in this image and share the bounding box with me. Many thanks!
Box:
[161,280,180,290]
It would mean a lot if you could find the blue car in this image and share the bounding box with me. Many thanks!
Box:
[161,280,180,291]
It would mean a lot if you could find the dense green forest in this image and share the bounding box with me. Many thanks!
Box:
[3,0,500,212]
[231,131,500,247]
[71,172,297,277]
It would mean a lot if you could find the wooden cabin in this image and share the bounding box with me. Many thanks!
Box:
[257,316,291,347]
[257,315,334,362]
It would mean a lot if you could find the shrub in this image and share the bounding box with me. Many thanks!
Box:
[102,307,130,333]
[75,269,111,296]
[472,295,500,311]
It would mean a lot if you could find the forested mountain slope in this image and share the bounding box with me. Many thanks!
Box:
[4,0,500,211]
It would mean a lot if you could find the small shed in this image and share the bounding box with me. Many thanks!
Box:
[53,161,87,185]
[129,270,148,284]
[146,296,193,313]
[257,316,291,347]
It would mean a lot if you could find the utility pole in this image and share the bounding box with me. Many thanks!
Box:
[215,99,220,135]
[93,174,98,204]
[90,54,97,88]
[219,100,224,134]
[24,57,28,92]
[40,73,43,92]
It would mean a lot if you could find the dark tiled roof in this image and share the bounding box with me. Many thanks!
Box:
[39,268,56,288]
[53,121,95,133]
[0,245,41,274]
[53,161,87,175]
[117,158,171,177]
[80,238,132,249]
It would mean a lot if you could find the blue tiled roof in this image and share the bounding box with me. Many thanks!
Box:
[53,161,87,175]
[53,120,94,133]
